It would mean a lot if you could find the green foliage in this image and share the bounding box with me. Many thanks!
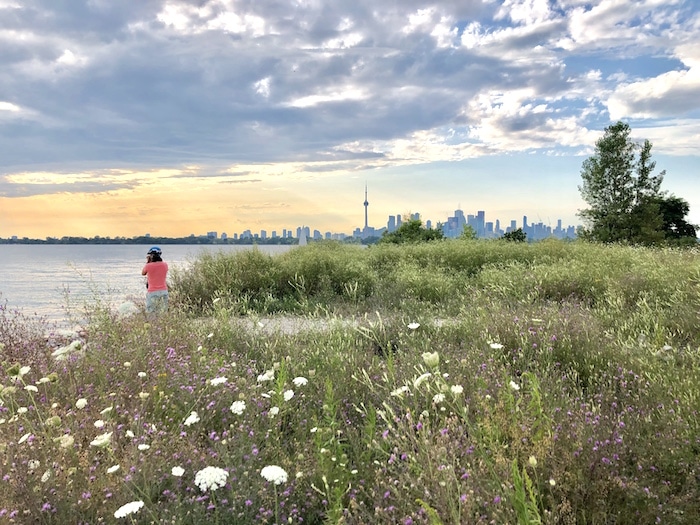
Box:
[378,218,445,244]
[577,121,690,245]
[459,224,478,241]
[502,227,527,242]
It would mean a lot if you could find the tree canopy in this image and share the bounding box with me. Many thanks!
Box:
[378,218,444,244]
[578,122,696,245]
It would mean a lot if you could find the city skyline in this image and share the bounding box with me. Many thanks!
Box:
[1,1,699,239]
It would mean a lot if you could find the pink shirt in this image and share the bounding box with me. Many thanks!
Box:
[142,261,168,292]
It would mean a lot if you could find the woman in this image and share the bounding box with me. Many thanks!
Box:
[141,246,169,314]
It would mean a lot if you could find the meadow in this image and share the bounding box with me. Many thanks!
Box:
[0,239,698,524]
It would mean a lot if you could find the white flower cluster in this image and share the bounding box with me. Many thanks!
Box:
[194,466,229,492]
[260,465,289,485]
[114,500,144,519]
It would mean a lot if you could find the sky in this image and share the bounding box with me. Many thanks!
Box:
[1,0,699,239]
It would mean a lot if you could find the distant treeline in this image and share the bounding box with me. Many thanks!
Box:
[0,235,301,245]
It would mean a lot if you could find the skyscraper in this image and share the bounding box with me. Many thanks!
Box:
[363,184,369,230]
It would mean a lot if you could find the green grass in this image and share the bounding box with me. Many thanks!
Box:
[1,239,699,523]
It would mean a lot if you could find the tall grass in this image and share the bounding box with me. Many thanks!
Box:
[1,240,698,523]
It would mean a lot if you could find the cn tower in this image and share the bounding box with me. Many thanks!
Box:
[363,184,369,230]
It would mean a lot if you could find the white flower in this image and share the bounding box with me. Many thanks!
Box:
[450,384,464,395]
[413,372,432,388]
[18,432,31,444]
[269,406,280,417]
[257,369,275,382]
[75,398,88,410]
[171,466,185,477]
[41,470,51,482]
[209,376,227,386]
[489,342,504,350]
[407,322,420,330]
[125,430,135,438]
[17,407,28,414]
[54,435,74,448]
[432,393,446,404]
[292,376,308,387]
[52,340,82,360]
[24,385,38,392]
[391,385,410,397]
[194,466,229,492]
[212,297,221,304]
[138,443,150,451]
[549,478,556,486]
[100,406,113,415]
[28,459,40,471]
[310,427,318,433]
[138,392,149,399]
[107,465,120,474]
[528,456,537,468]
[184,411,200,426]
[123,361,131,368]
[207,333,214,338]
[421,352,440,368]
[137,372,147,378]
[230,400,246,415]
[94,420,105,428]
[283,389,295,402]
[509,380,520,391]
[114,500,144,519]
[90,432,113,448]
[260,465,289,485]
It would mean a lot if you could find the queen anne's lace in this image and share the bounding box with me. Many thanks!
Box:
[260,465,289,485]
[194,466,229,492]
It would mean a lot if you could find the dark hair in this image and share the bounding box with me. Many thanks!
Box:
[149,253,163,262]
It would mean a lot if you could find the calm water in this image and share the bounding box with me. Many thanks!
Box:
[0,244,293,324]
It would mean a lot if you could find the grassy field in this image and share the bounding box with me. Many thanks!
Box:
[1,239,698,524]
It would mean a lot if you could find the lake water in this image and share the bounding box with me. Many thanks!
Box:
[0,244,293,324]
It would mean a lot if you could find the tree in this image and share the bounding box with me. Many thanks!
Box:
[379,218,444,244]
[650,195,697,240]
[578,121,667,244]
[501,228,526,242]
[459,225,478,240]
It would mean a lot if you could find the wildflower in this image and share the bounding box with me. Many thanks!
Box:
[450,384,463,395]
[138,444,150,451]
[257,369,275,382]
[41,470,51,483]
[76,398,88,410]
[125,430,135,438]
[391,385,410,397]
[489,342,504,350]
[183,411,200,426]
[528,456,537,468]
[260,465,289,485]
[509,380,520,391]
[433,393,446,404]
[17,407,28,414]
[407,322,420,330]
[138,392,149,400]
[123,361,131,368]
[45,416,61,427]
[18,433,31,445]
[269,406,280,417]
[421,352,439,368]
[283,389,294,402]
[171,466,185,477]
[310,427,318,433]
[209,376,227,386]
[90,432,113,448]
[212,297,221,304]
[28,459,40,471]
[549,478,556,486]
[207,333,214,338]
[230,401,246,415]
[114,500,144,519]
[24,385,38,392]
[100,406,113,415]
[137,372,147,378]
[107,465,120,474]
[292,376,308,387]
[52,341,82,360]
[194,466,229,492]
[54,435,74,448]
[94,420,105,428]
[413,372,432,388]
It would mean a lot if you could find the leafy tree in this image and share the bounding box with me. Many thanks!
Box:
[501,228,526,242]
[649,195,697,240]
[578,122,666,244]
[379,218,444,244]
[459,225,478,240]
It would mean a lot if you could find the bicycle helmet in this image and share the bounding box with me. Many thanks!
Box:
[147,246,162,255]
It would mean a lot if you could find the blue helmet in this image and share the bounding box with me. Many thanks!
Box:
[147,246,162,255]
